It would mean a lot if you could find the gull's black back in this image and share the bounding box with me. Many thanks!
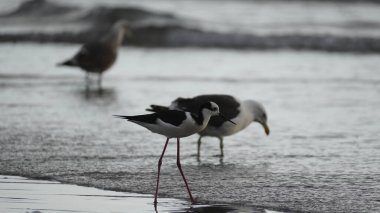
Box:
[175,94,240,127]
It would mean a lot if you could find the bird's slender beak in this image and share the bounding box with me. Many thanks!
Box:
[219,113,236,125]
[261,122,270,135]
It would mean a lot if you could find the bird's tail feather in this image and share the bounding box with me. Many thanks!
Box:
[113,115,131,120]
[146,105,169,112]
[113,114,155,124]
[57,59,76,67]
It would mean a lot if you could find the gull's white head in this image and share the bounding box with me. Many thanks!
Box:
[113,20,129,30]
[113,20,132,37]
[103,20,132,47]
[244,100,270,135]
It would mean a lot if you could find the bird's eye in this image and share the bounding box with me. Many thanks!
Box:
[212,107,217,111]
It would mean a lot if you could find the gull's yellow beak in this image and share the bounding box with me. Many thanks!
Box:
[262,122,270,135]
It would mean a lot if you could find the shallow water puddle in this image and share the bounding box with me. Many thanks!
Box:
[0,175,282,213]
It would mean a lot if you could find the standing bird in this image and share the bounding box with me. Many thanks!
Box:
[147,94,270,157]
[114,102,235,205]
[58,20,131,90]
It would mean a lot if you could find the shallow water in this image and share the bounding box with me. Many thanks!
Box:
[0,43,380,212]
[0,175,279,213]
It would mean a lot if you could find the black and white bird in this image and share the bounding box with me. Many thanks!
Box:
[114,101,235,205]
[147,94,270,157]
[58,20,131,90]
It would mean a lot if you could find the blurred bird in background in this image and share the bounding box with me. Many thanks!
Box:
[57,20,131,91]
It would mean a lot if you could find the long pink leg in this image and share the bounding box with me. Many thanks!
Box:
[154,138,170,204]
[176,138,195,203]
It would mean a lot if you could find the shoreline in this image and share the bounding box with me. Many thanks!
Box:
[1,0,380,53]
[1,32,379,54]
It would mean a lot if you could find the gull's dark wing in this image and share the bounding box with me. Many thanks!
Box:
[174,94,241,127]
[73,42,117,72]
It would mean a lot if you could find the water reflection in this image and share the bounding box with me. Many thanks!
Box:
[155,204,276,213]
[180,205,238,213]
[3,176,281,213]
[196,154,224,165]
[76,87,118,102]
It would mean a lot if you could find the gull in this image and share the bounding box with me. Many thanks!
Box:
[58,20,131,90]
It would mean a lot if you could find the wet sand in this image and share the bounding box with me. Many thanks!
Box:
[0,175,280,213]
[1,44,379,212]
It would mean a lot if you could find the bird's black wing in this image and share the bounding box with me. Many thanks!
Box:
[114,110,187,126]
[146,105,170,113]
